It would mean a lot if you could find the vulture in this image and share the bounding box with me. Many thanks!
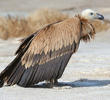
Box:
[0,9,104,88]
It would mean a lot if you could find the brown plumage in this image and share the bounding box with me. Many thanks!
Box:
[0,15,95,87]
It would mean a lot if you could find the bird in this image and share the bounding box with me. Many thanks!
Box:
[0,9,104,88]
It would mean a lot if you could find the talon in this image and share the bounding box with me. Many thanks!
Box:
[54,79,59,85]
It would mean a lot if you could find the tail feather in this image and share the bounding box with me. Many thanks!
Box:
[0,31,35,88]
[0,77,4,87]
[0,53,23,87]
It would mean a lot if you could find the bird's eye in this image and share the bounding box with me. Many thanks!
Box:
[90,12,93,15]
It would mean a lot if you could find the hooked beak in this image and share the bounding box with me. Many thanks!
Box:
[96,13,104,20]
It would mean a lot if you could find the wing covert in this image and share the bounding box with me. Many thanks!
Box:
[21,17,81,68]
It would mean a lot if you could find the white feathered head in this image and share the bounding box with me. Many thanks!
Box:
[81,9,104,20]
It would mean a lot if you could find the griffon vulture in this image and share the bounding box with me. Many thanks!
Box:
[0,9,104,88]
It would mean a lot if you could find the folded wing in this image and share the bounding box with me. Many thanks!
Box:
[0,17,81,87]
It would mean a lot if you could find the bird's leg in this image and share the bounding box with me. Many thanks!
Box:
[45,79,54,88]
[54,79,58,85]
[45,79,59,87]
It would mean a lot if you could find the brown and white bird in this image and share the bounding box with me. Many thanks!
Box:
[0,9,104,88]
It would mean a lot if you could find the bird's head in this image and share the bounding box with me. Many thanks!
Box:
[79,9,104,42]
[81,9,104,21]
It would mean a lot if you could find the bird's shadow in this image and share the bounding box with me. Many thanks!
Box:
[27,79,110,88]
